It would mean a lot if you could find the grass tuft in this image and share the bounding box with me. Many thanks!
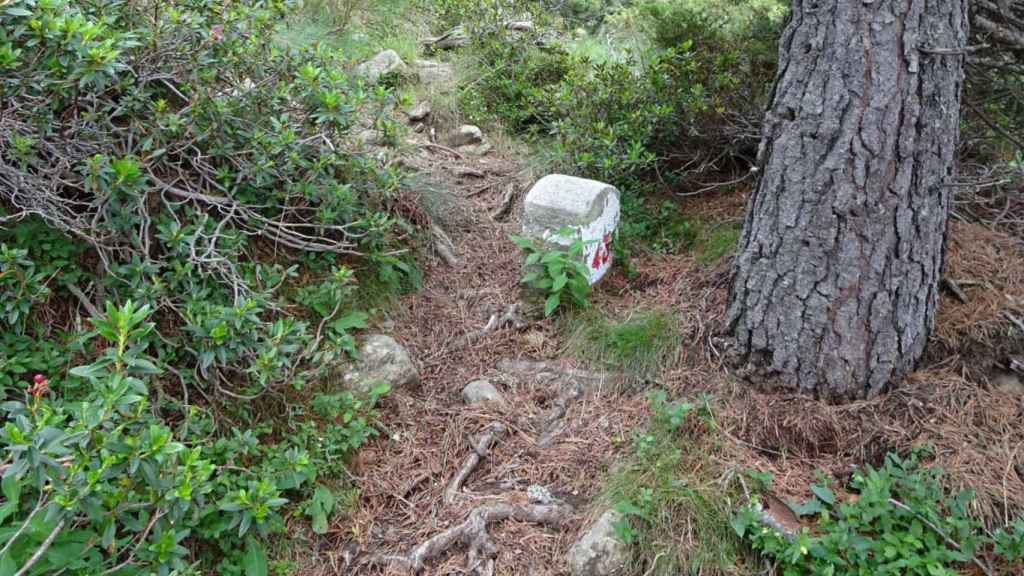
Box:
[565,308,679,382]
[697,225,741,265]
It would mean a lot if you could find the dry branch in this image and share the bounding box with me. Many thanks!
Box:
[490,181,520,221]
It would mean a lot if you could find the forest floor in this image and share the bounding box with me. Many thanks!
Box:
[281,112,1024,575]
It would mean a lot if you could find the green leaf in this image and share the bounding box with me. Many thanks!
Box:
[242,538,268,576]
[544,293,561,317]
[540,251,563,264]
[510,235,534,249]
[4,8,33,17]
[307,486,336,534]
[69,363,105,380]
[730,515,749,537]
[525,252,541,266]
[789,498,823,517]
[811,484,835,506]
[333,311,369,332]
[551,273,568,292]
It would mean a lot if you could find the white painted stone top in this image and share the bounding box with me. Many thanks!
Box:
[522,175,621,285]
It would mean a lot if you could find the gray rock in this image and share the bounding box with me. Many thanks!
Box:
[462,379,506,406]
[356,49,408,85]
[424,26,469,50]
[415,59,456,87]
[342,335,418,394]
[447,125,484,147]
[407,101,431,122]
[568,510,629,576]
[522,175,621,285]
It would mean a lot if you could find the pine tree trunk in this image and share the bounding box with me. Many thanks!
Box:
[726,0,969,401]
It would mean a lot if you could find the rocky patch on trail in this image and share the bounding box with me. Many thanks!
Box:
[462,379,506,407]
[406,101,431,122]
[356,49,409,84]
[414,59,456,89]
[446,125,492,156]
[341,334,418,394]
[568,509,630,576]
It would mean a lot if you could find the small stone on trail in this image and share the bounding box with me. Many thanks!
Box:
[462,379,506,406]
[522,175,621,285]
[356,49,408,85]
[407,101,431,122]
[447,125,484,147]
[342,334,418,394]
[568,510,630,576]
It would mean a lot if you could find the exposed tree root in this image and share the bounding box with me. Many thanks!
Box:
[493,359,615,447]
[496,359,616,388]
[536,383,582,448]
[490,181,520,221]
[375,502,573,575]
[431,224,459,267]
[445,423,507,504]
[455,304,527,350]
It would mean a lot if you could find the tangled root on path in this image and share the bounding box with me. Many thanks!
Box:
[721,367,1024,527]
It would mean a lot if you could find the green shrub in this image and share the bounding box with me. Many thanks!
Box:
[733,452,1024,575]
[0,300,388,574]
[459,42,573,132]
[458,0,786,194]
[0,0,410,569]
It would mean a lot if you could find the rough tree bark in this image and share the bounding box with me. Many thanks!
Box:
[727,0,969,401]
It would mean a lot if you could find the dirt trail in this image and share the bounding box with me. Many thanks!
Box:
[301,140,649,575]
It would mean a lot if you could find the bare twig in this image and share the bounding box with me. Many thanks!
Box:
[536,382,582,448]
[14,517,65,576]
[490,181,519,221]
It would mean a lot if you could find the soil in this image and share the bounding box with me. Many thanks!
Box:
[292,123,1024,575]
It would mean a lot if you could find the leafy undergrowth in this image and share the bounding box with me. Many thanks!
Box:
[0,0,421,572]
[735,452,1024,575]
[604,392,751,575]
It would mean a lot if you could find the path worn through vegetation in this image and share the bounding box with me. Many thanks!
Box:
[287,120,1024,576]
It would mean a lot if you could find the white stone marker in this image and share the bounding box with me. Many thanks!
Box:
[522,175,620,285]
